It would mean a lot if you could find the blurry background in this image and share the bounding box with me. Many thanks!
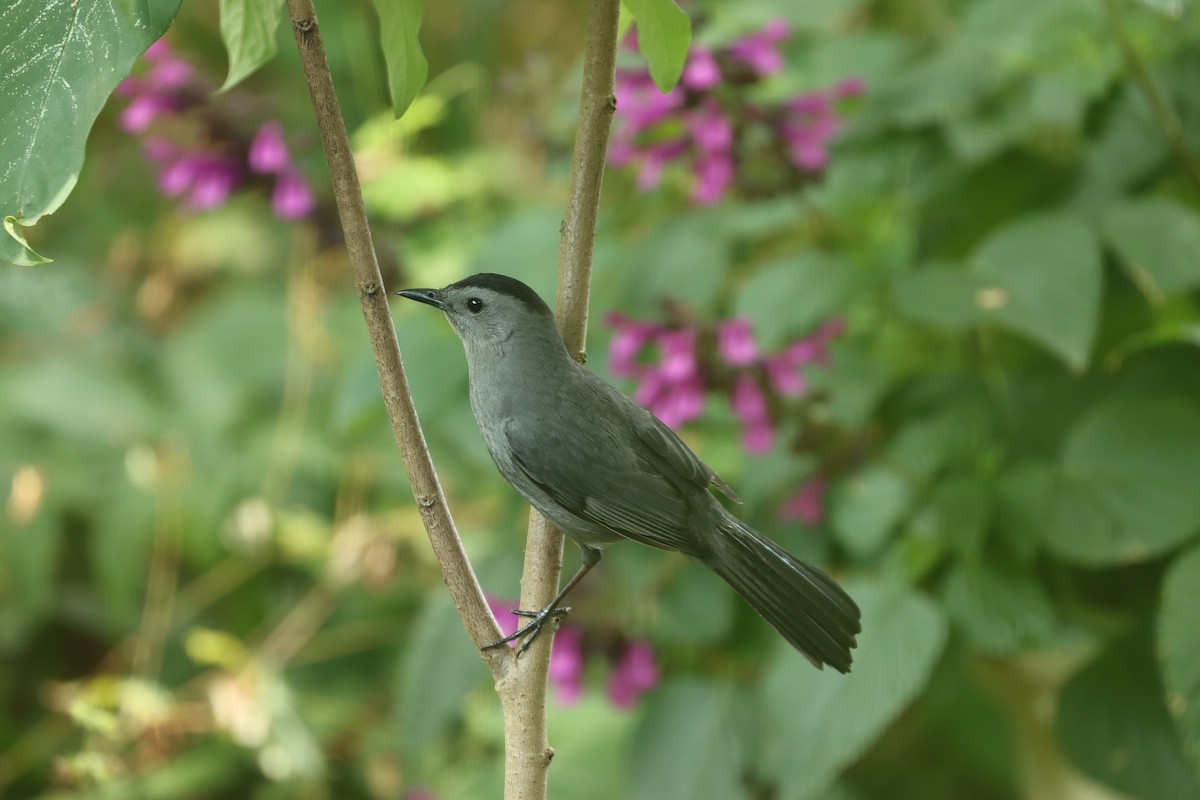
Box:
[2,0,1200,798]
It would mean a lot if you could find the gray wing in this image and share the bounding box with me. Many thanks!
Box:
[503,380,711,556]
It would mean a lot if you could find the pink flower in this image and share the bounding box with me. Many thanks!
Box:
[778,478,827,526]
[728,19,790,76]
[120,94,174,133]
[548,626,585,705]
[730,373,768,422]
[606,641,659,709]
[690,152,733,205]
[187,158,239,210]
[764,354,809,397]
[606,312,661,378]
[272,171,315,219]
[157,154,203,196]
[657,328,698,381]
[651,373,706,429]
[690,102,733,154]
[742,419,776,454]
[835,76,866,98]
[716,318,759,366]
[681,47,721,90]
[249,121,291,174]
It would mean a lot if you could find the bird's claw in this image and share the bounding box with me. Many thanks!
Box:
[483,606,572,656]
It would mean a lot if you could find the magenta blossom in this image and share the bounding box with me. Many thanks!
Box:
[779,477,828,526]
[606,641,660,709]
[717,318,759,366]
[249,121,291,174]
[272,171,316,220]
[728,19,790,76]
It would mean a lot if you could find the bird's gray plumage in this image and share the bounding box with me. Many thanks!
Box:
[398,273,860,671]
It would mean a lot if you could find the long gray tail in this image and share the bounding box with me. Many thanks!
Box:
[705,515,860,672]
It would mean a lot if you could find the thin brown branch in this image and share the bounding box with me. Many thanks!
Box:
[283,0,504,669]
[1103,0,1200,195]
[498,1,621,798]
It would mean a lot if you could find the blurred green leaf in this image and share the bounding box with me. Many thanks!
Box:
[762,581,947,800]
[1048,393,1200,565]
[1101,198,1200,304]
[942,560,1056,653]
[929,475,991,558]
[1160,543,1200,784]
[622,0,692,91]
[397,592,488,776]
[1058,632,1200,800]
[372,0,428,117]
[631,679,747,800]
[892,266,980,331]
[0,0,179,265]
[970,213,1102,371]
[735,254,859,349]
[654,566,734,644]
[832,465,912,556]
[218,0,283,91]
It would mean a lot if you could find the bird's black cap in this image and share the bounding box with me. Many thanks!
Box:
[447,273,554,319]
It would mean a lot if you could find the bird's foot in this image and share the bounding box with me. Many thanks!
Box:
[483,606,572,656]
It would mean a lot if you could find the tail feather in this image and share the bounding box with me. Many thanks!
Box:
[706,517,861,673]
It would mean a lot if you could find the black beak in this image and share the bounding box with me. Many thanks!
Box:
[396,288,450,312]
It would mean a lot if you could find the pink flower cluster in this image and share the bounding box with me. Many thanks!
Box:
[606,312,842,455]
[488,597,660,708]
[610,20,864,204]
[116,40,315,220]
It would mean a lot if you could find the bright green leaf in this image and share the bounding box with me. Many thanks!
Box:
[218,0,283,91]
[1048,393,1200,565]
[0,0,180,265]
[1160,543,1200,784]
[622,0,692,91]
[971,213,1102,371]
[1101,198,1200,304]
[1058,633,1200,800]
[631,679,747,800]
[372,0,428,117]
[762,581,947,800]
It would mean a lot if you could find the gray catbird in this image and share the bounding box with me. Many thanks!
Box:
[398,273,860,672]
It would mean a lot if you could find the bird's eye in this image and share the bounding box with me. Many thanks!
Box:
[466,297,484,314]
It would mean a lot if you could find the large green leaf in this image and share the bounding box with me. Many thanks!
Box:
[622,0,691,92]
[1101,198,1200,304]
[371,0,428,117]
[1047,393,1200,565]
[1160,543,1200,784]
[218,0,283,91]
[761,581,947,800]
[970,213,1102,371]
[941,560,1056,653]
[1057,633,1200,800]
[630,679,747,800]
[0,0,180,265]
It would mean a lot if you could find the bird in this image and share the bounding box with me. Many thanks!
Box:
[397,273,860,672]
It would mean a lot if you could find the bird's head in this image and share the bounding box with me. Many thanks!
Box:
[397,273,560,355]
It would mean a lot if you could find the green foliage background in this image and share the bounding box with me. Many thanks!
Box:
[2,0,1200,798]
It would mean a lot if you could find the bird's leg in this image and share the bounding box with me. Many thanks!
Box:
[484,545,601,656]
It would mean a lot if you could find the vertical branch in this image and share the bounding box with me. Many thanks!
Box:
[499,1,621,799]
[284,0,505,668]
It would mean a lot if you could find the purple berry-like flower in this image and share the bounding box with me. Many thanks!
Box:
[272,170,316,220]
[779,478,827,526]
[249,121,291,174]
